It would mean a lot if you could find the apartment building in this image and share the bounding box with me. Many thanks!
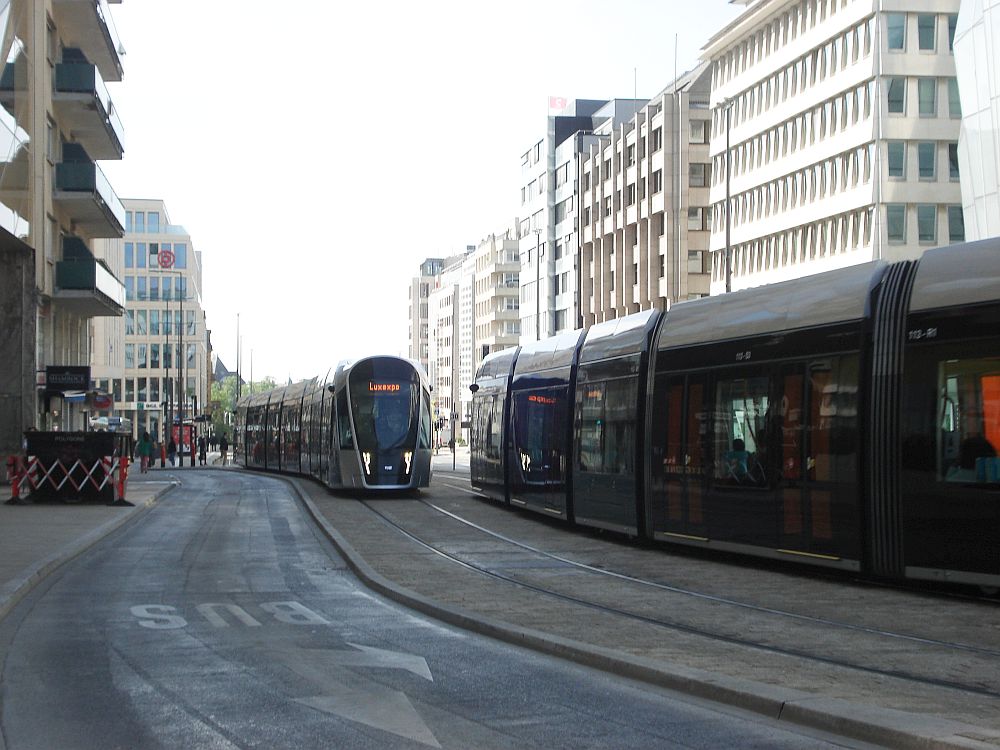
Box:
[578,65,714,326]
[473,227,520,363]
[407,257,443,374]
[517,99,645,341]
[426,250,474,442]
[0,0,127,448]
[955,0,1000,241]
[703,0,964,293]
[93,199,209,444]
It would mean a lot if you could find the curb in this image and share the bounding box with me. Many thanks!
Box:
[290,479,999,750]
[0,482,177,623]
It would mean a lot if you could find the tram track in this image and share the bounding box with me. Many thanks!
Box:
[358,483,1000,701]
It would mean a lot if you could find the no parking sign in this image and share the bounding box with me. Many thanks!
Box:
[158,249,175,268]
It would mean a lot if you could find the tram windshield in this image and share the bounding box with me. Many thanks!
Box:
[349,360,419,452]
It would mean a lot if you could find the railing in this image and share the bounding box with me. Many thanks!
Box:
[55,160,127,229]
[54,62,125,150]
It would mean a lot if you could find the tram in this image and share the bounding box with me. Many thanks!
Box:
[234,356,433,490]
[469,238,1000,589]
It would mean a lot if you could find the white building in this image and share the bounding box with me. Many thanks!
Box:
[407,257,444,374]
[93,199,209,444]
[426,249,474,441]
[473,226,520,363]
[579,67,714,326]
[518,99,645,341]
[703,0,964,293]
[955,0,1000,240]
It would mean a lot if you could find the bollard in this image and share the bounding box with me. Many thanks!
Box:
[160,444,166,468]
[109,455,133,507]
[6,455,25,505]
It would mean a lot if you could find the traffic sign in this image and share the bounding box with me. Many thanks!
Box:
[158,249,175,268]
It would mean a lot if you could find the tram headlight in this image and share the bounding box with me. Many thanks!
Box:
[403,451,413,475]
[362,451,372,475]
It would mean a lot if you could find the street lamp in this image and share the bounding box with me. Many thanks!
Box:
[722,97,735,294]
[149,246,186,461]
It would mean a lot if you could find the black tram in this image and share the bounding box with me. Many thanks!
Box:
[234,356,433,491]
[469,239,1000,588]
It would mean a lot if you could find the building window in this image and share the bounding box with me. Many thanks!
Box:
[918,78,936,116]
[651,127,662,152]
[652,170,663,193]
[918,142,936,179]
[888,141,905,178]
[134,212,145,233]
[604,197,612,217]
[689,163,709,188]
[690,120,707,144]
[887,204,906,243]
[948,205,965,242]
[948,78,962,117]
[124,242,133,268]
[917,14,936,51]
[627,144,635,167]
[887,77,905,114]
[948,143,960,180]
[887,13,905,50]
[917,204,937,244]
[688,207,708,231]
[147,212,160,233]
[948,14,958,51]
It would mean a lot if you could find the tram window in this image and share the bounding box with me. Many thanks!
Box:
[514,389,567,483]
[419,389,432,449]
[337,389,353,449]
[938,357,1000,483]
[577,378,637,474]
[489,396,503,459]
[714,376,770,487]
[808,357,859,483]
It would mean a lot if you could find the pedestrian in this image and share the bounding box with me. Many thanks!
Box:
[198,435,207,466]
[219,433,229,466]
[137,431,154,474]
[167,438,177,467]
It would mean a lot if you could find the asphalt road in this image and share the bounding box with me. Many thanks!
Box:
[0,470,864,749]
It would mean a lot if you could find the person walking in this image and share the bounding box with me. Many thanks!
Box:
[167,438,177,467]
[198,435,207,466]
[219,433,229,466]
[137,431,154,474]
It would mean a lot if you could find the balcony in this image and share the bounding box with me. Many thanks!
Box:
[55,240,125,317]
[53,63,124,159]
[51,0,124,82]
[53,158,126,238]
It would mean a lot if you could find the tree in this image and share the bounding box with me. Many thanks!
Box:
[209,375,276,437]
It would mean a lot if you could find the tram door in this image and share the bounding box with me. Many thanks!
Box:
[650,374,709,541]
[774,357,860,561]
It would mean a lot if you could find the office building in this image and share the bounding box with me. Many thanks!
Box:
[578,66,714,326]
[407,258,444,374]
[703,0,963,293]
[93,199,209,444]
[518,99,645,341]
[954,0,1000,240]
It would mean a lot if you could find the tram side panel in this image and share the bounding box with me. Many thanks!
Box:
[470,347,519,504]
[896,241,1000,588]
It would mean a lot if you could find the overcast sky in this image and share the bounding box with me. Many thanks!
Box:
[101,0,741,382]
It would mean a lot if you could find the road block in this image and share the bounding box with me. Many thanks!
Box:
[17,431,134,505]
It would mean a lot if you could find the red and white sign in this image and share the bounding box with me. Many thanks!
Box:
[548,96,568,113]
[158,250,175,268]
[92,394,113,410]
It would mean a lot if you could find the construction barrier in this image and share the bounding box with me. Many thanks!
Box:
[8,431,134,506]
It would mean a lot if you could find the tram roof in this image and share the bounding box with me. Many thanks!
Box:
[513,329,586,375]
[910,237,1000,313]
[580,309,661,364]
[476,346,519,380]
[657,260,887,350]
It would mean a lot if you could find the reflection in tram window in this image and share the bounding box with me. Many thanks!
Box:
[715,376,770,487]
[939,358,1000,483]
[351,381,418,452]
[514,389,566,484]
[577,379,637,474]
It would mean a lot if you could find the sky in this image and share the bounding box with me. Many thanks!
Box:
[101,0,742,383]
